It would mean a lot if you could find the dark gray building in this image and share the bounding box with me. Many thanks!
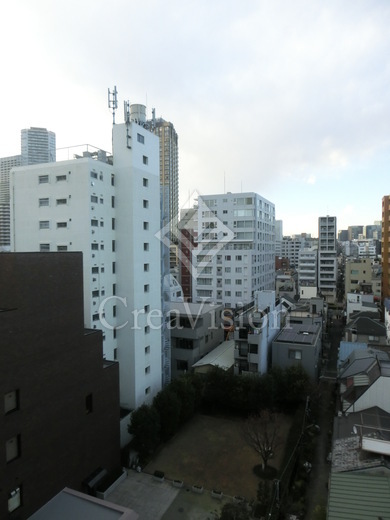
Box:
[0,253,120,519]
[272,322,322,380]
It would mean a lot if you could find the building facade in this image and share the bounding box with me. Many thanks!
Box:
[298,248,318,298]
[21,127,56,165]
[318,216,338,303]
[149,118,179,242]
[382,195,390,301]
[192,192,275,308]
[10,106,162,412]
[0,252,120,519]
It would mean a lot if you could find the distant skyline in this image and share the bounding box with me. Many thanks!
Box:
[1,0,389,236]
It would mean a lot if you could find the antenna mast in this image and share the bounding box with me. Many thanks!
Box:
[108,86,118,124]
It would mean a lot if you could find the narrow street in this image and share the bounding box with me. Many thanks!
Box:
[303,317,342,519]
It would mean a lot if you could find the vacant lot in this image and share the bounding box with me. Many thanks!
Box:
[145,413,292,500]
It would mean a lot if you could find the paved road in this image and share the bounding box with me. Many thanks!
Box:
[303,318,342,519]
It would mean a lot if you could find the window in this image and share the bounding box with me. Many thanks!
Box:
[112,218,115,230]
[92,267,99,274]
[144,284,149,293]
[113,305,116,318]
[235,279,242,285]
[144,305,150,313]
[56,174,66,181]
[6,435,21,463]
[137,133,145,144]
[91,195,98,203]
[8,487,21,513]
[226,255,231,261]
[85,394,93,414]
[176,360,188,371]
[225,279,231,285]
[143,178,148,187]
[143,221,149,230]
[143,155,148,165]
[39,174,49,184]
[100,197,104,204]
[235,267,242,273]
[289,349,302,360]
[112,283,116,295]
[111,240,115,252]
[100,243,104,250]
[39,198,49,207]
[91,243,98,250]
[40,243,50,252]
[100,220,104,227]
[112,262,116,274]
[145,325,150,334]
[92,313,99,321]
[90,171,98,179]
[39,220,49,229]
[225,291,231,296]
[4,390,19,414]
[57,222,67,228]
[145,386,151,395]
[91,219,98,227]
[236,255,242,261]
[111,174,115,186]
[144,243,149,251]
[145,366,150,374]
[92,290,99,297]
[57,245,68,251]
[144,263,149,272]
[113,347,117,359]
[145,346,150,354]
[143,199,149,208]
[56,198,67,205]
[225,267,231,273]
[235,291,242,297]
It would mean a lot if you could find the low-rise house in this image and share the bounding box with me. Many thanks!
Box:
[192,340,235,374]
[339,351,390,413]
[344,314,387,348]
[272,322,322,380]
[233,291,289,375]
[169,301,224,379]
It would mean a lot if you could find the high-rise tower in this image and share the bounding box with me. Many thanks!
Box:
[21,127,56,165]
[318,215,337,303]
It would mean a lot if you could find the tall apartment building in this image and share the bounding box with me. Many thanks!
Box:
[382,196,390,301]
[192,192,275,308]
[178,207,198,301]
[280,235,312,268]
[275,219,283,258]
[10,105,162,412]
[149,118,179,242]
[21,127,56,165]
[318,215,338,303]
[298,248,318,298]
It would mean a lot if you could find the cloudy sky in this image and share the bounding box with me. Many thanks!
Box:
[1,0,389,236]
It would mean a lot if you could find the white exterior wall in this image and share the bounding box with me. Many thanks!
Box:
[318,216,337,302]
[112,122,162,410]
[193,192,275,308]
[10,159,117,360]
[346,376,390,414]
[11,116,162,412]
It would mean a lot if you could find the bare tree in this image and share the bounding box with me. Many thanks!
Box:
[242,410,282,470]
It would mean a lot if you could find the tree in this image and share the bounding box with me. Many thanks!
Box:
[218,502,251,520]
[242,410,282,471]
[128,404,160,461]
[153,388,181,441]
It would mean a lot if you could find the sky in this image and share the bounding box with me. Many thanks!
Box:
[1,0,389,237]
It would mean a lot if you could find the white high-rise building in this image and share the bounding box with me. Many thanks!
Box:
[318,215,337,303]
[298,248,318,298]
[192,192,275,308]
[21,127,56,165]
[11,106,162,412]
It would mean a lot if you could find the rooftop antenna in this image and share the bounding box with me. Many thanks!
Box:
[124,100,130,124]
[108,86,118,124]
